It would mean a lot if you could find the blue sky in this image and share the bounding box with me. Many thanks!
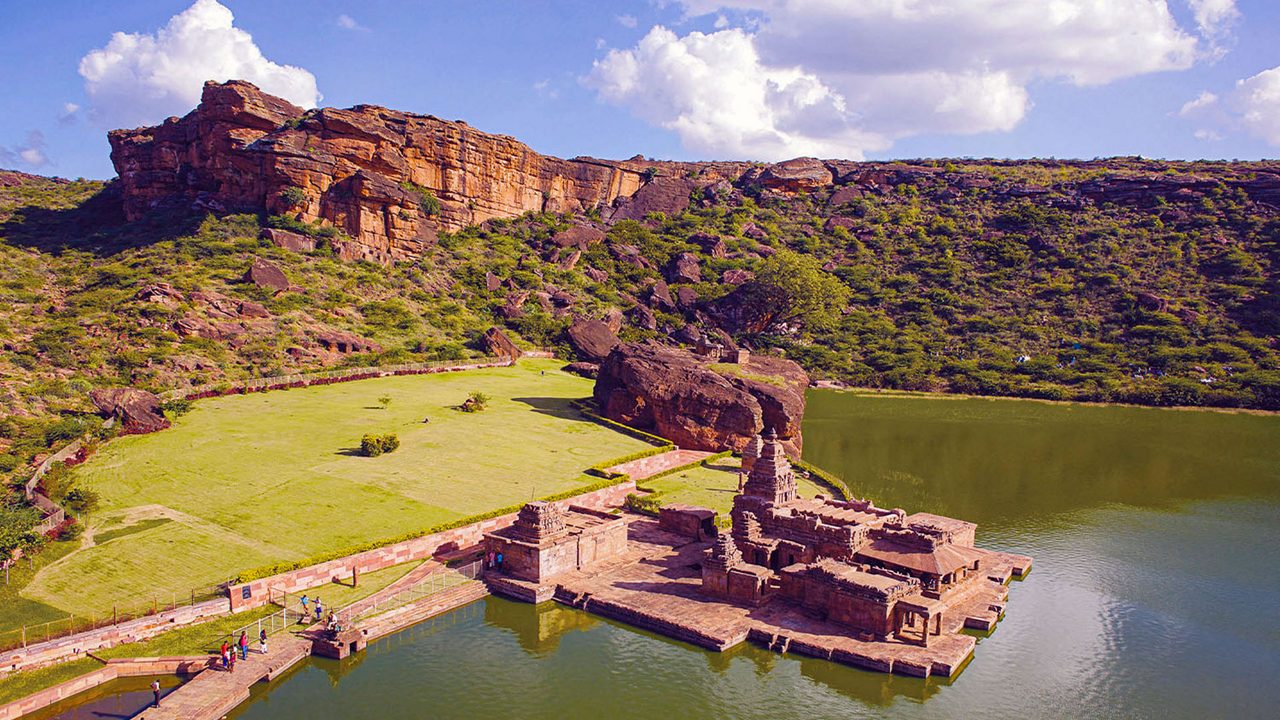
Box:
[1,0,1276,180]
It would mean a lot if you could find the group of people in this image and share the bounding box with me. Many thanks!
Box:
[299,594,324,623]
[484,550,504,571]
[217,629,269,673]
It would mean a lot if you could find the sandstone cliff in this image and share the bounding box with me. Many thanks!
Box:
[109,81,752,264]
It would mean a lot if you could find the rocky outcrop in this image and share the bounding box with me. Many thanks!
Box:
[89,388,171,435]
[480,326,521,360]
[593,342,808,456]
[109,81,660,264]
[566,318,619,363]
[109,81,1280,268]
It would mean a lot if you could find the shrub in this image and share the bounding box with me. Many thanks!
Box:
[458,391,489,412]
[160,399,193,418]
[400,181,441,216]
[359,433,400,457]
[278,186,307,208]
[64,487,100,515]
[377,395,392,409]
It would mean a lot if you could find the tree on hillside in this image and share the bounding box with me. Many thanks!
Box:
[747,249,851,333]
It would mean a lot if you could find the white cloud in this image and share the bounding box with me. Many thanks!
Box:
[0,131,50,169]
[617,14,638,29]
[1177,91,1219,116]
[78,0,320,129]
[337,14,368,32]
[1193,128,1223,141]
[533,79,559,99]
[1233,66,1280,146]
[1187,0,1239,44]
[588,1,1224,160]
[586,26,887,159]
[58,102,81,126]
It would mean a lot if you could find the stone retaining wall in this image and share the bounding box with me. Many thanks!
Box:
[0,601,227,676]
[227,481,635,612]
[0,656,211,720]
[1,481,633,679]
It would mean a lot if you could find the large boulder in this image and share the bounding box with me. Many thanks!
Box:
[480,326,522,360]
[593,342,807,456]
[89,388,171,435]
[244,257,289,293]
[666,252,702,284]
[756,158,833,193]
[566,318,620,363]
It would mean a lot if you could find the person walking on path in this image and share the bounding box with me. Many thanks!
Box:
[238,631,249,661]
[259,628,268,655]
[151,679,161,708]
[299,594,309,623]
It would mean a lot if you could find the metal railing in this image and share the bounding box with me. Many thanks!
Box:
[351,560,483,623]
[0,583,228,654]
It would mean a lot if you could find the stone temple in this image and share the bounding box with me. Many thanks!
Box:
[486,429,1031,677]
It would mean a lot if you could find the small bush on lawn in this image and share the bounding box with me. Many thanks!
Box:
[458,391,489,412]
[359,433,401,457]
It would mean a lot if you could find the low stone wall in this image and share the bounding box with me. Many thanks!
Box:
[227,480,636,612]
[0,601,227,676]
[0,656,211,720]
[2,481,634,679]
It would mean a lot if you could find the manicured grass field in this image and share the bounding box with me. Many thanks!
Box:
[11,359,649,623]
[643,458,828,514]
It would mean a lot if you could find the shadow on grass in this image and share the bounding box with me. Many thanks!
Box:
[335,447,365,457]
[511,396,589,421]
[704,462,739,473]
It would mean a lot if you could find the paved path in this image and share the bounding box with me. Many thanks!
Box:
[134,633,310,720]
[605,449,715,481]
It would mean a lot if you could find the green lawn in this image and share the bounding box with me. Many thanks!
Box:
[0,657,103,706]
[643,457,829,515]
[9,359,649,625]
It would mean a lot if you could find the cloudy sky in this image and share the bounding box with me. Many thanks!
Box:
[1,0,1276,179]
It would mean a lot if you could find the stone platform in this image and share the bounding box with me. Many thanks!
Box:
[546,518,1028,678]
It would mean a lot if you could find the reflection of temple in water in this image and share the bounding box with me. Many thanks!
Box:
[484,596,599,656]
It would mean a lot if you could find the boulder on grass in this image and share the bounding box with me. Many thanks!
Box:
[89,388,171,435]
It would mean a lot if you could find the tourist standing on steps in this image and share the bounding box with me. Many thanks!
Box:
[151,679,161,708]
[239,631,249,660]
[229,646,237,672]
[259,628,268,654]
[220,641,230,670]
[495,551,504,571]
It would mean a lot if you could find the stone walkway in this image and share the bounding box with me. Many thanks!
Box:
[133,633,310,720]
[605,449,715,481]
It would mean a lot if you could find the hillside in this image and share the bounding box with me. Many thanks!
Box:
[2,86,1280,494]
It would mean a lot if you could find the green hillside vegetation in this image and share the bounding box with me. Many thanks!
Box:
[2,160,1279,514]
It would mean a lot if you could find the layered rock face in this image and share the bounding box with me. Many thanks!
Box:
[593,343,808,456]
[109,81,680,263]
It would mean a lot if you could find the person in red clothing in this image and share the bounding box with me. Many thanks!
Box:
[238,631,249,661]
[220,641,230,670]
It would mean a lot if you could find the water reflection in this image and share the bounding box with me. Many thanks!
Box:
[484,596,598,656]
[803,392,1280,528]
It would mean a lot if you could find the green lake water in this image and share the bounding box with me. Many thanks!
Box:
[41,392,1280,719]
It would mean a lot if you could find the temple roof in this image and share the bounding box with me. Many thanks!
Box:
[857,537,985,576]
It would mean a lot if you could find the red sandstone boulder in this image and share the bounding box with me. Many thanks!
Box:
[593,342,807,455]
[237,300,271,318]
[666,252,702,284]
[480,326,521,360]
[607,177,699,222]
[552,225,606,249]
[244,257,289,293]
[567,317,620,363]
[720,268,754,286]
[260,228,316,253]
[563,361,600,379]
[756,158,833,193]
[89,387,171,435]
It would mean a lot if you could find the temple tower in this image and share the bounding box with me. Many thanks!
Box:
[740,428,797,506]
